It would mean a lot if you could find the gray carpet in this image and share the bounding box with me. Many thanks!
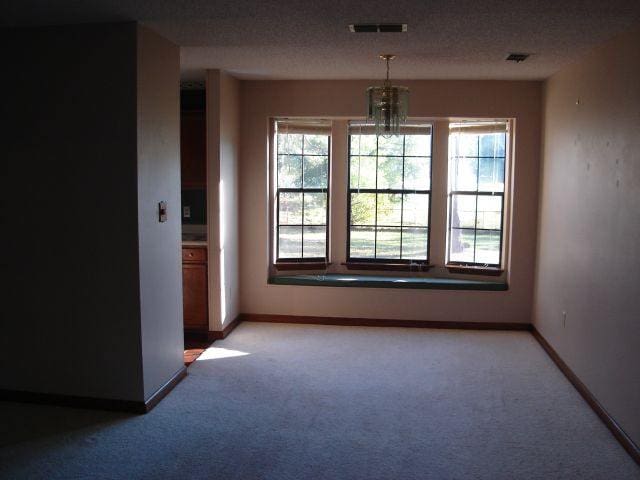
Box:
[1,322,638,479]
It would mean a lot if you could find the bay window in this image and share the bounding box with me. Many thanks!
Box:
[271,118,511,276]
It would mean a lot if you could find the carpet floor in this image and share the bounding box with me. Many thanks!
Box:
[1,322,638,479]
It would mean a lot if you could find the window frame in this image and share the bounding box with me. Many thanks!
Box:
[346,125,434,265]
[274,127,331,264]
[445,122,509,270]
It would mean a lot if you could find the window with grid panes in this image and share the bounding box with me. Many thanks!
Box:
[447,121,507,267]
[348,122,432,263]
[275,121,330,261]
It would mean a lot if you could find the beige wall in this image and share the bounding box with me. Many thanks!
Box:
[2,23,184,403]
[3,23,144,401]
[136,26,185,399]
[207,70,241,330]
[534,26,640,446]
[239,80,542,323]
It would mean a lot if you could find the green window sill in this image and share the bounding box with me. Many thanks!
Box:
[268,274,508,291]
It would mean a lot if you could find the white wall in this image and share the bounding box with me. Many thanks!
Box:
[534,25,640,446]
[3,23,144,401]
[136,26,185,399]
[2,22,184,404]
[206,70,241,331]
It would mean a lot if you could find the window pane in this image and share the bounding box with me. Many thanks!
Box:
[479,133,505,158]
[303,135,328,156]
[350,226,375,258]
[303,226,326,258]
[403,194,429,227]
[475,230,501,265]
[303,192,327,225]
[277,133,302,155]
[376,227,401,258]
[476,195,502,230]
[275,128,330,261]
[451,194,476,228]
[404,157,430,190]
[377,156,403,189]
[348,122,432,262]
[404,135,431,157]
[449,228,475,263]
[401,228,428,260]
[278,226,302,258]
[303,155,328,188]
[478,157,505,192]
[451,156,478,191]
[279,192,302,225]
[448,122,508,267]
[377,135,404,156]
[350,134,377,156]
[376,193,402,226]
[350,156,377,189]
[277,155,302,188]
[455,134,478,157]
[350,193,376,225]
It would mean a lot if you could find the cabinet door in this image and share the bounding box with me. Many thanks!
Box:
[180,111,206,188]
[182,263,208,329]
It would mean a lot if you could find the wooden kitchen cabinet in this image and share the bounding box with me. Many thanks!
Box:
[182,246,208,331]
[180,110,206,188]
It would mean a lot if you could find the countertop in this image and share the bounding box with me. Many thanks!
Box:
[182,240,207,247]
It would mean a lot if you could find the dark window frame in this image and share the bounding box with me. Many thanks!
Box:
[446,129,507,268]
[275,132,331,263]
[346,127,433,264]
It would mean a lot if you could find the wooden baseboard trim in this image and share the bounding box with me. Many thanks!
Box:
[532,327,640,465]
[143,365,187,413]
[239,313,532,331]
[208,314,243,341]
[0,366,187,414]
[0,389,147,414]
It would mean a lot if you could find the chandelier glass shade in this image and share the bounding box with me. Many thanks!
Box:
[366,54,409,137]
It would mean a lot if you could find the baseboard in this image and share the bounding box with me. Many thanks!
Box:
[142,365,187,413]
[532,327,640,465]
[208,314,243,341]
[0,366,187,415]
[239,313,532,331]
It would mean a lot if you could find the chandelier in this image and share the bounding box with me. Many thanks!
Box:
[366,54,409,137]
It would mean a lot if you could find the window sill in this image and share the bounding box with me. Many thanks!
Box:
[274,262,332,271]
[446,265,504,276]
[342,262,432,272]
[268,274,508,291]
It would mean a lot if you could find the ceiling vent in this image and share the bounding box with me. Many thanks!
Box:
[349,23,407,33]
[505,53,530,63]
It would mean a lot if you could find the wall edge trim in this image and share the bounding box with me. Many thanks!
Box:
[532,327,640,465]
[239,313,531,331]
[0,366,187,414]
[208,314,243,340]
[142,365,188,412]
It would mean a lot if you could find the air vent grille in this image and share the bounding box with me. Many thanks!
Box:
[349,23,407,33]
[506,53,530,63]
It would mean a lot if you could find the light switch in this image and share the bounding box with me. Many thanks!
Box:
[158,201,167,222]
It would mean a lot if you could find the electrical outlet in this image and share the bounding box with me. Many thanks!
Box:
[183,206,191,218]
[562,311,567,328]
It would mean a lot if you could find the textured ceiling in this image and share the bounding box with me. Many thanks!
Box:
[4,0,640,80]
